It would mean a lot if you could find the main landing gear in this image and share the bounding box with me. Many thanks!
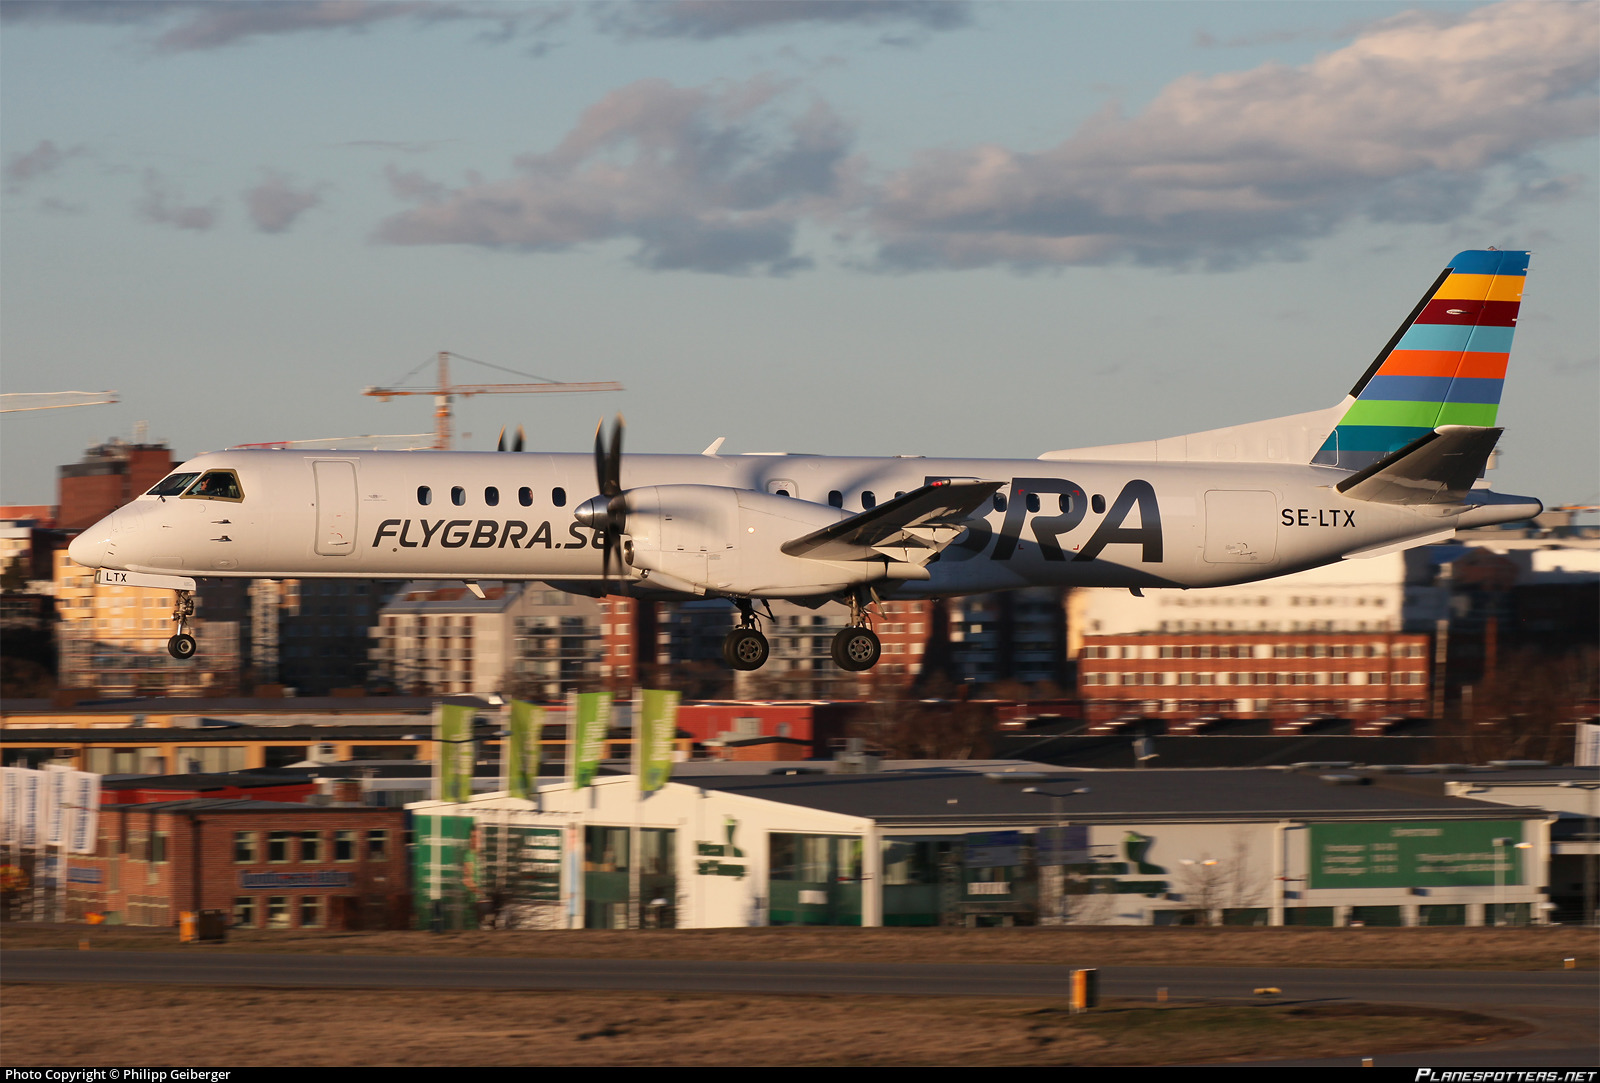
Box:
[722,599,769,671]
[831,591,881,672]
[167,589,197,660]
[721,593,883,672]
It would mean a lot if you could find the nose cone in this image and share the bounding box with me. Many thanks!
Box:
[68,526,113,570]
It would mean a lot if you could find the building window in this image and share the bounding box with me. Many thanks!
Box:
[234,832,258,864]
[267,896,291,929]
[233,897,257,928]
[150,833,168,864]
[299,896,324,929]
[299,831,324,863]
[335,829,357,862]
[367,831,390,862]
[268,831,291,863]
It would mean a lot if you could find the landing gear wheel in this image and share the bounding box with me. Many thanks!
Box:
[167,633,197,660]
[832,627,881,671]
[723,628,770,671]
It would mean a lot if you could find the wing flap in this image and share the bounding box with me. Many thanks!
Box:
[780,480,1002,562]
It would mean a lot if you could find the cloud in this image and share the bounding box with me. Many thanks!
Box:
[865,1,1600,270]
[244,170,325,233]
[138,170,219,231]
[0,1,569,52]
[4,139,84,191]
[374,78,853,274]
[596,1,971,41]
[0,1,966,51]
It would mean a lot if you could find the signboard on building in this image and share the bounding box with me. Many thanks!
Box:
[1308,821,1527,889]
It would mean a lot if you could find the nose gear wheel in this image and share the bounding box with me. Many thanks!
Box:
[723,628,770,671]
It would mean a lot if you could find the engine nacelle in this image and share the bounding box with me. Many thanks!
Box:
[619,484,891,597]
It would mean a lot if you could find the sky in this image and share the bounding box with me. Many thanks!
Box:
[2,0,1596,511]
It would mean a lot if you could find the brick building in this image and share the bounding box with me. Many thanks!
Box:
[65,799,409,930]
[1077,631,1431,728]
[58,439,174,532]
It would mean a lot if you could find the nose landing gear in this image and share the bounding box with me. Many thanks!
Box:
[167,589,197,660]
[722,598,770,671]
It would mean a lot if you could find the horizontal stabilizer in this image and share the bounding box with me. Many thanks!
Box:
[1335,426,1502,506]
[781,480,1002,563]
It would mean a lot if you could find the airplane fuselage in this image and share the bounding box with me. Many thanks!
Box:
[72,446,1509,598]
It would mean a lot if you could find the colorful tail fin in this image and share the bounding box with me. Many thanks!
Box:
[1312,249,1528,470]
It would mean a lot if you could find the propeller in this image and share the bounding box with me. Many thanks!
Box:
[495,425,525,452]
[577,415,628,593]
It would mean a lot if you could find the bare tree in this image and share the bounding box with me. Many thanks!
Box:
[846,688,992,760]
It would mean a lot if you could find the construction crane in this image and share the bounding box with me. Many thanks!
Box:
[363,351,622,450]
[0,390,119,413]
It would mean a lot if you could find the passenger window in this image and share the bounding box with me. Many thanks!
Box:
[862,491,876,509]
[146,472,199,497]
[485,486,499,507]
[993,493,1007,512]
[1092,494,1106,514]
[828,491,843,508]
[552,487,566,508]
[519,487,533,507]
[894,491,906,500]
[183,471,243,501]
[1026,493,1040,513]
[451,486,466,507]
[418,486,432,506]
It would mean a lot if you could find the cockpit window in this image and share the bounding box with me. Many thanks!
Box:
[146,472,200,497]
[182,470,244,502]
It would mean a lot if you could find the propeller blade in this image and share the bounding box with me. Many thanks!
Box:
[496,426,507,453]
[513,425,525,453]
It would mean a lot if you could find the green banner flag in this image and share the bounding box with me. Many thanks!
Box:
[435,703,475,804]
[572,692,611,790]
[505,700,543,801]
[639,689,680,792]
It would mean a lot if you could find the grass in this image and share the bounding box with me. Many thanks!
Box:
[4,922,1595,971]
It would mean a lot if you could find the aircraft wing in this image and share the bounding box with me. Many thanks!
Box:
[1336,426,1503,506]
[780,480,1002,564]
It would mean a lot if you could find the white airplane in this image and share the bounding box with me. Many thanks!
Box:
[69,249,1541,673]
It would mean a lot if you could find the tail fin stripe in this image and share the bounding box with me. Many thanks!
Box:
[1379,350,1508,380]
[1340,400,1499,428]
[1418,298,1520,326]
[1433,273,1526,303]
[1363,375,1504,405]
[1394,322,1515,354]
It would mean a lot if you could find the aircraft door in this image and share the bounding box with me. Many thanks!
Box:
[312,460,359,557]
[1203,490,1277,564]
